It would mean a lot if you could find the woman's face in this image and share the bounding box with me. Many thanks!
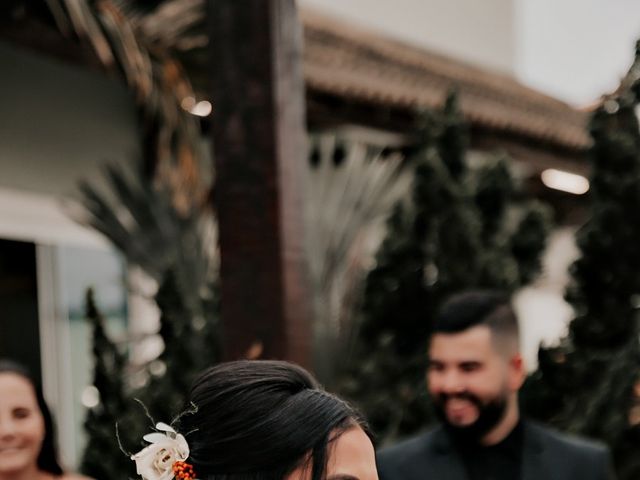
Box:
[0,373,46,474]
[288,425,378,480]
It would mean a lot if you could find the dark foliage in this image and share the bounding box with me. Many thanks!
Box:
[338,93,551,442]
[522,44,640,480]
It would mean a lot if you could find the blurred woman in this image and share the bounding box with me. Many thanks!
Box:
[0,360,93,480]
[131,360,378,480]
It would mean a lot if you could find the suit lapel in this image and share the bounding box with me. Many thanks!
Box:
[521,422,549,480]
[429,427,470,480]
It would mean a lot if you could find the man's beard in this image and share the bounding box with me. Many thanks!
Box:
[432,391,508,444]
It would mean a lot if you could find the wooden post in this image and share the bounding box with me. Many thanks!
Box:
[209,0,312,367]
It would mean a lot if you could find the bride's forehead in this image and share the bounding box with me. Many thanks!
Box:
[326,427,377,480]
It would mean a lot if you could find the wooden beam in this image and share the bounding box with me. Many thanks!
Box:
[208,0,312,367]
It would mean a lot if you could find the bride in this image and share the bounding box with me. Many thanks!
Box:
[131,360,378,480]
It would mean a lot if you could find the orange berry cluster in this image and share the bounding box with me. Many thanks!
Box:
[173,460,196,479]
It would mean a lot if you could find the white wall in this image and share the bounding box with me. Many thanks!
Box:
[299,0,516,74]
[515,0,640,106]
[515,228,579,370]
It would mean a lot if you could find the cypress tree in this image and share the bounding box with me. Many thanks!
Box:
[81,289,138,479]
[339,93,551,441]
[523,43,640,480]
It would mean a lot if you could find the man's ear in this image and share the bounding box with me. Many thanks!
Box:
[508,353,526,390]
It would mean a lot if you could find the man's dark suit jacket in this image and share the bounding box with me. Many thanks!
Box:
[377,421,614,480]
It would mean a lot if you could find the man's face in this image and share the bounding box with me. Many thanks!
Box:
[427,325,523,440]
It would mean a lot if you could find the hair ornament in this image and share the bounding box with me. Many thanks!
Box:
[131,422,197,480]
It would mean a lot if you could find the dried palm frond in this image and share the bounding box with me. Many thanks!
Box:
[58,0,116,66]
[305,136,412,379]
[47,0,208,215]
[44,0,73,35]
[136,0,205,49]
[70,160,218,326]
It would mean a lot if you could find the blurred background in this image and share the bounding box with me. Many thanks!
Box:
[2,0,640,478]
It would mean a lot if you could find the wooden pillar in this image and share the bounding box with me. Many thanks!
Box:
[209,0,311,367]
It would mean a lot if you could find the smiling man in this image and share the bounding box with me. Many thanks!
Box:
[377,290,616,480]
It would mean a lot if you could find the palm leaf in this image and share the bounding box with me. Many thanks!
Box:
[305,135,412,379]
[48,0,208,214]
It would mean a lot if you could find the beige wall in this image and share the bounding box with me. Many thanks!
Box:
[515,0,640,106]
[0,42,140,198]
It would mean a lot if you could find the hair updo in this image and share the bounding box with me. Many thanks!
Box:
[178,360,370,480]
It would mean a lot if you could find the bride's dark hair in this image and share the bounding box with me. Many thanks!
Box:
[178,360,371,480]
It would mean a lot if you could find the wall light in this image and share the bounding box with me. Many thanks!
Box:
[190,100,212,117]
[541,168,589,195]
[80,385,100,408]
[180,97,213,117]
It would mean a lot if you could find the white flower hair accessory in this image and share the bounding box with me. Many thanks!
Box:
[131,422,196,480]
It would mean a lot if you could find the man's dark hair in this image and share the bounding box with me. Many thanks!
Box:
[179,360,372,480]
[433,290,519,349]
[0,359,64,476]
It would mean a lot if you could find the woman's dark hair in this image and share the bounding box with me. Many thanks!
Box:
[179,360,372,480]
[0,359,64,476]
